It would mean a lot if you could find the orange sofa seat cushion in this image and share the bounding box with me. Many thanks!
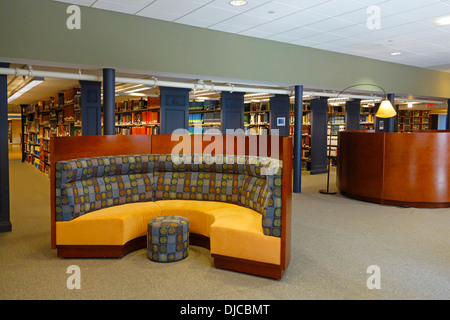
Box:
[56,202,162,246]
[56,200,281,265]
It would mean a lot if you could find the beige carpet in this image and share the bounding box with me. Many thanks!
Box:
[1,156,449,300]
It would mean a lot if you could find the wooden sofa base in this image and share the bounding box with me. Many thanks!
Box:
[56,233,283,279]
[57,233,210,258]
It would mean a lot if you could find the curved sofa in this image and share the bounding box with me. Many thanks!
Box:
[51,135,292,279]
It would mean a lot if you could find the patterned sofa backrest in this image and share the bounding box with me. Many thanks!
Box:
[150,154,283,237]
[55,154,283,237]
[54,155,155,222]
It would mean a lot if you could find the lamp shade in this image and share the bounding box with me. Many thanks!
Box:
[375,99,397,118]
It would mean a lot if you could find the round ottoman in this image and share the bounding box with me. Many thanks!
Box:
[147,215,189,263]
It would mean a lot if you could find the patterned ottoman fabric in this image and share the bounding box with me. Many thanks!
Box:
[147,215,189,263]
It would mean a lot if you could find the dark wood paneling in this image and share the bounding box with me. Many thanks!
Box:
[337,130,450,207]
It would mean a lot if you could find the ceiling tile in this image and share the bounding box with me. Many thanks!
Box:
[211,13,271,31]
[279,26,325,39]
[250,21,297,34]
[207,0,272,12]
[53,0,97,6]
[265,33,298,43]
[238,29,273,38]
[276,9,331,27]
[398,2,450,21]
[276,0,331,10]
[308,0,368,16]
[244,1,302,20]
[307,17,356,32]
[136,0,206,19]
[175,6,238,25]
[92,0,155,15]
[208,23,246,34]
[380,0,439,15]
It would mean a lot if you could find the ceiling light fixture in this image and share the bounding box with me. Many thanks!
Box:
[124,86,152,94]
[229,0,247,7]
[8,77,44,103]
[390,52,402,56]
[435,15,450,25]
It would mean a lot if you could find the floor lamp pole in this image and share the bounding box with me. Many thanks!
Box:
[320,110,337,195]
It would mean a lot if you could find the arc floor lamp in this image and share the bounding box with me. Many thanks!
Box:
[319,84,397,195]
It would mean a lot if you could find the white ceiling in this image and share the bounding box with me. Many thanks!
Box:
[53,0,450,73]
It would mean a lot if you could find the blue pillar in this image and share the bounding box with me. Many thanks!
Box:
[447,99,450,130]
[269,94,290,136]
[345,99,361,130]
[0,62,12,233]
[159,86,190,135]
[310,97,328,175]
[103,68,115,135]
[221,91,245,134]
[79,80,102,136]
[293,85,303,193]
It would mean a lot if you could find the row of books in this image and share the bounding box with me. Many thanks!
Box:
[189,100,220,111]
[115,126,160,135]
[403,117,429,124]
[245,102,269,112]
[330,115,345,124]
[399,110,430,117]
[245,113,269,125]
[360,114,374,123]
[188,126,221,135]
[115,110,160,125]
[116,98,149,113]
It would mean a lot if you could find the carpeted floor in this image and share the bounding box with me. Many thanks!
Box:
[1,148,449,300]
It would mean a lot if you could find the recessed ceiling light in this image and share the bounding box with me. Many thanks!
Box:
[229,0,247,6]
[435,15,450,25]
[390,52,402,56]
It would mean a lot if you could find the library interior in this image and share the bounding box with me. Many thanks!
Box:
[1,0,450,300]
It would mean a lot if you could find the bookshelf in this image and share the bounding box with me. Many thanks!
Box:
[327,104,346,165]
[398,109,430,132]
[114,96,161,135]
[360,104,375,130]
[188,99,221,134]
[289,101,312,170]
[244,101,270,135]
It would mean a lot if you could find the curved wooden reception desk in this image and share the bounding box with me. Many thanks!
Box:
[337,130,450,208]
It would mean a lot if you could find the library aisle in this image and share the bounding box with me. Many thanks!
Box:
[1,159,449,300]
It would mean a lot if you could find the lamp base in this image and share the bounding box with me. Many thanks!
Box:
[319,189,337,195]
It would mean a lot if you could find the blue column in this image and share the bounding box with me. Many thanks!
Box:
[103,68,115,135]
[293,85,303,193]
[159,86,190,134]
[0,62,12,233]
[447,99,450,130]
[79,80,102,136]
[269,94,290,136]
[345,99,361,130]
[310,97,328,175]
[221,91,245,134]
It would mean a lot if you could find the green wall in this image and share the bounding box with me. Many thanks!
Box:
[1,0,449,98]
